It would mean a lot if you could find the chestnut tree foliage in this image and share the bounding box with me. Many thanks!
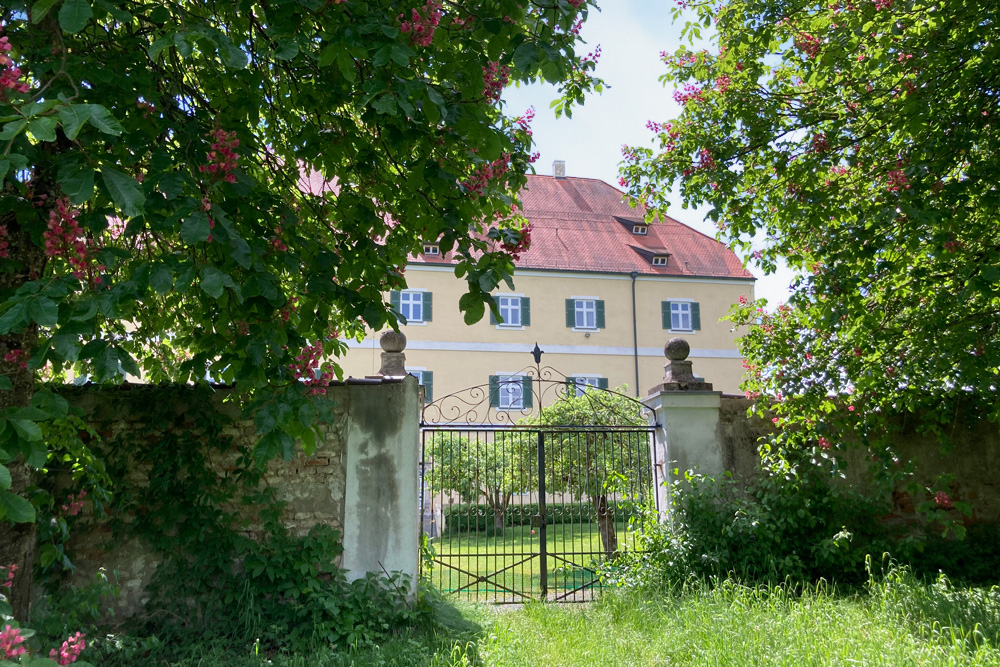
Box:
[621,0,1000,474]
[0,0,602,617]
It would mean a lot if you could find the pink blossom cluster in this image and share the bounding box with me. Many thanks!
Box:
[4,348,26,369]
[568,0,585,7]
[1,625,26,660]
[49,632,85,665]
[462,153,509,197]
[621,144,639,161]
[0,26,29,96]
[0,224,8,259]
[618,177,629,188]
[795,33,821,59]
[1,563,15,589]
[44,198,88,277]
[715,75,731,92]
[514,106,535,135]
[874,0,893,9]
[199,128,240,184]
[580,44,601,65]
[695,148,716,170]
[886,169,908,192]
[61,490,87,517]
[482,61,510,102]
[673,83,704,105]
[935,491,952,509]
[569,17,583,35]
[501,222,532,260]
[288,340,336,395]
[271,225,287,252]
[818,436,832,450]
[400,0,443,47]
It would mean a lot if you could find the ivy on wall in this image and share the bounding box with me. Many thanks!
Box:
[39,385,415,654]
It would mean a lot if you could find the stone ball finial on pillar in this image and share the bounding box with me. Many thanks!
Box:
[664,337,690,361]
[650,337,713,392]
[377,330,407,377]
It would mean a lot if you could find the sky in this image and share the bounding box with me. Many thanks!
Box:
[502,1,795,307]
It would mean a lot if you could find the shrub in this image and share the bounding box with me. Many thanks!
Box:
[440,502,641,536]
[607,470,899,589]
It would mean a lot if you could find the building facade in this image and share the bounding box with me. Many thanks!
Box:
[338,170,755,411]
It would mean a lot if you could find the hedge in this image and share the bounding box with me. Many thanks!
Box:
[440,502,642,536]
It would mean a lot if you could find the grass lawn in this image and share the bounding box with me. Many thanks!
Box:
[426,522,634,603]
[96,571,1000,666]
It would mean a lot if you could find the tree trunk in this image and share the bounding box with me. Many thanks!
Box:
[592,494,618,559]
[0,195,47,621]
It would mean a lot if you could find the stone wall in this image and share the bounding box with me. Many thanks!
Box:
[59,377,419,617]
[716,395,1000,524]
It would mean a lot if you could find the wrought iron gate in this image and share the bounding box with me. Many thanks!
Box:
[419,366,659,603]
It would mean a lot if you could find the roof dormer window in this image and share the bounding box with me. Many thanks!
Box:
[423,244,440,256]
[632,224,648,235]
[652,255,668,266]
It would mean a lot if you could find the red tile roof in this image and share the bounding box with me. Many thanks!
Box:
[417,175,754,280]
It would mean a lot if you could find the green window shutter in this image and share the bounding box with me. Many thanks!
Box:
[423,291,433,322]
[490,307,498,325]
[521,376,533,408]
[598,377,609,390]
[691,302,701,330]
[565,299,575,327]
[662,301,671,329]
[422,371,433,403]
[595,300,606,329]
[521,297,530,326]
[489,375,500,408]
[390,290,401,317]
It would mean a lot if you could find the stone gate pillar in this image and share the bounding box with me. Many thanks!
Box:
[642,338,723,519]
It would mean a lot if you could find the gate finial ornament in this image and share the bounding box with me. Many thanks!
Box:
[377,330,407,377]
[650,337,714,392]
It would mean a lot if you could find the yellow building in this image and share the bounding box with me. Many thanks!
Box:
[339,168,755,412]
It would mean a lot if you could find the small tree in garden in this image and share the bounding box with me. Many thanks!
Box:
[532,385,648,558]
[620,0,1000,480]
[0,0,603,621]
[425,431,535,533]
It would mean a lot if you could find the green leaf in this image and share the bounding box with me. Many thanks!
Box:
[0,119,27,141]
[59,0,93,33]
[180,212,211,244]
[150,264,173,295]
[200,266,226,299]
[101,168,145,218]
[39,543,60,567]
[26,440,47,468]
[31,0,62,23]
[0,302,28,334]
[274,37,299,60]
[337,51,357,82]
[0,490,36,523]
[29,297,59,327]
[57,104,92,140]
[512,42,540,72]
[57,161,95,205]
[85,104,124,135]
[117,348,141,377]
[372,95,397,116]
[0,464,10,490]
[28,116,58,142]
[11,419,42,441]
[0,376,11,391]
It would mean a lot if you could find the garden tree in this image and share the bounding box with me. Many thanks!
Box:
[530,385,648,558]
[425,431,535,532]
[620,0,1000,476]
[0,0,603,619]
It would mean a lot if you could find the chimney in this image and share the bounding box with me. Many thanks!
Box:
[553,160,566,179]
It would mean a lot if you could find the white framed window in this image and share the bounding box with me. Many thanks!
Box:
[407,367,433,403]
[575,299,596,329]
[571,375,604,397]
[671,302,692,331]
[490,374,532,410]
[566,297,605,330]
[499,375,524,410]
[652,255,668,266]
[422,244,440,255]
[400,291,423,322]
[498,296,521,327]
[632,224,648,235]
